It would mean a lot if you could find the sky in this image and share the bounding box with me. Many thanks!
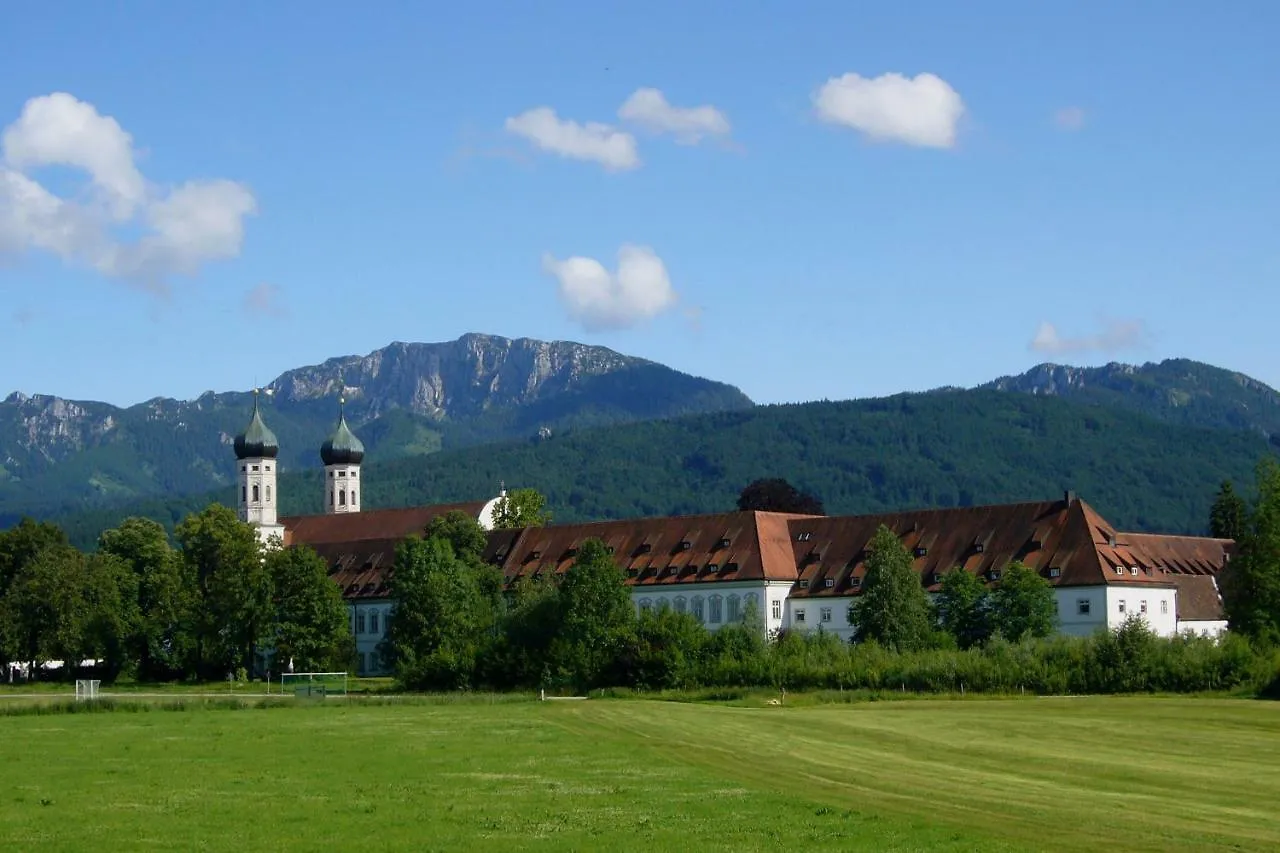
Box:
[1,1,1277,407]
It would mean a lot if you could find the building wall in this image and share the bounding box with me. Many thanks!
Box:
[1177,618,1228,638]
[348,599,392,675]
[630,581,771,633]
[1054,586,1109,637]
[786,596,856,640]
[1105,585,1178,636]
[237,457,278,527]
[324,464,362,514]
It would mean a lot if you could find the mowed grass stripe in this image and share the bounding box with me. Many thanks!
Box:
[555,697,1280,852]
[0,702,1008,852]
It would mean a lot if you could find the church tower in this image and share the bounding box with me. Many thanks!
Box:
[321,397,364,514]
[234,389,284,543]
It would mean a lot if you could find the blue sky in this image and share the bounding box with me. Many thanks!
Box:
[1,1,1276,407]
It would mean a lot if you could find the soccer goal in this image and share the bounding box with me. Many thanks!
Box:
[281,672,348,698]
[75,679,101,701]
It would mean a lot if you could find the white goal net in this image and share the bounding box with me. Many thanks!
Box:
[281,672,348,697]
[75,679,101,701]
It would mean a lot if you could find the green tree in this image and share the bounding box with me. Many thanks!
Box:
[491,488,552,529]
[1210,479,1248,540]
[550,538,635,690]
[383,536,492,690]
[425,511,490,562]
[98,517,189,680]
[935,567,990,648]
[175,504,270,679]
[1221,458,1280,642]
[848,525,933,651]
[80,551,140,680]
[0,544,86,678]
[621,607,707,690]
[0,517,67,596]
[267,545,352,673]
[988,561,1057,642]
[483,573,561,688]
[736,478,824,515]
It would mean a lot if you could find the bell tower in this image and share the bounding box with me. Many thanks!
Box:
[233,389,284,543]
[321,396,365,514]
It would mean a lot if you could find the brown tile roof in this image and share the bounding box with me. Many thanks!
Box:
[495,511,813,587]
[1168,574,1225,622]
[281,502,487,546]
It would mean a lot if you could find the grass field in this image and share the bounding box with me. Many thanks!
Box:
[0,695,1276,851]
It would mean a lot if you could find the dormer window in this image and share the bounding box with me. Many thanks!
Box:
[1129,566,1139,576]
[707,563,720,573]
[931,573,943,584]
[850,577,862,588]
[1049,567,1062,578]
[678,540,692,551]
[824,578,835,588]
[989,569,1002,581]
[797,532,813,542]
[716,537,731,549]
[799,579,810,588]
[637,543,652,554]
[914,547,929,557]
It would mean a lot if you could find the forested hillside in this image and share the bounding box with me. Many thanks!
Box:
[50,390,1273,549]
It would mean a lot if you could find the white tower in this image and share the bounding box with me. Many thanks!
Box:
[234,389,284,544]
[321,397,364,514]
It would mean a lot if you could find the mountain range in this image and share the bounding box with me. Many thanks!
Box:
[5,333,1279,546]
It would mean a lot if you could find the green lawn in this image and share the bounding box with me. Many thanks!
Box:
[0,696,1276,851]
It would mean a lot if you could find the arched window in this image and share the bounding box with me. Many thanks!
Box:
[370,610,379,634]
[330,490,335,507]
[709,595,723,624]
[638,598,653,613]
[674,596,687,614]
[339,489,346,506]
[252,484,260,502]
[351,490,357,505]
[265,485,271,502]
[658,599,671,612]
[692,597,705,622]
[356,611,366,634]
[727,595,741,623]
[241,485,247,503]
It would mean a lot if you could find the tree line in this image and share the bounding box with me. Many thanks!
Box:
[0,505,351,683]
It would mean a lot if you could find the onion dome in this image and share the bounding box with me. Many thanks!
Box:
[320,398,365,466]
[234,389,279,460]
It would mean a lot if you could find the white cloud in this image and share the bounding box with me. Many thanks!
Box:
[242,282,287,318]
[505,107,639,171]
[542,244,678,332]
[813,71,965,148]
[0,92,256,294]
[617,88,730,144]
[1054,106,1086,131]
[1029,319,1146,356]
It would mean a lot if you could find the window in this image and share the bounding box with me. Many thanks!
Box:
[795,609,806,624]
[692,597,705,622]
[241,465,247,473]
[330,490,335,507]
[771,600,782,620]
[1161,600,1168,615]
[265,485,271,502]
[820,607,832,624]
[370,611,379,634]
[989,569,1002,581]
[1118,600,1127,614]
[339,470,347,477]
[356,611,366,633]
[824,578,835,588]
[1140,600,1148,614]
[252,484,260,502]
[1077,599,1091,615]
[674,597,687,614]
[639,599,652,613]
[799,579,810,588]
[727,595,741,623]
[329,471,335,479]
[1130,567,1139,577]
[797,532,812,542]
[252,465,260,472]
[351,490,357,505]
[1114,566,1124,576]
[241,485,247,503]
[351,471,357,478]
[709,595,723,624]
[1049,567,1061,578]
[339,489,346,506]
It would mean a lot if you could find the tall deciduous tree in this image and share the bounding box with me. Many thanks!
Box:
[0,518,67,597]
[1,544,86,677]
[736,478,824,515]
[491,488,551,529]
[98,517,189,679]
[935,567,990,648]
[267,545,352,673]
[1210,480,1248,540]
[384,536,493,690]
[988,562,1057,641]
[175,504,270,679]
[848,525,932,651]
[550,538,635,690]
[1221,458,1280,642]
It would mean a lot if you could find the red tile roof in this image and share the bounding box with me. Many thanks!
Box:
[1168,574,1226,622]
[281,502,487,546]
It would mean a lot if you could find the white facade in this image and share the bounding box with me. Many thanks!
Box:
[631,582,773,633]
[324,463,362,514]
[1178,619,1228,638]
[786,596,856,641]
[349,600,391,675]
[237,456,284,544]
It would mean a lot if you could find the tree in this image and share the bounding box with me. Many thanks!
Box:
[79,551,140,680]
[988,562,1057,642]
[267,545,352,673]
[935,567,990,648]
[0,544,87,679]
[0,518,67,596]
[736,478,824,515]
[1221,458,1280,643]
[383,536,493,690]
[99,517,189,680]
[1210,480,1247,540]
[175,504,270,679]
[550,538,635,690]
[491,488,551,529]
[425,511,490,562]
[848,525,932,651]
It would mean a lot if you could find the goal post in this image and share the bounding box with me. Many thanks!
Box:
[75,679,100,701]
[281,672,348,698]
